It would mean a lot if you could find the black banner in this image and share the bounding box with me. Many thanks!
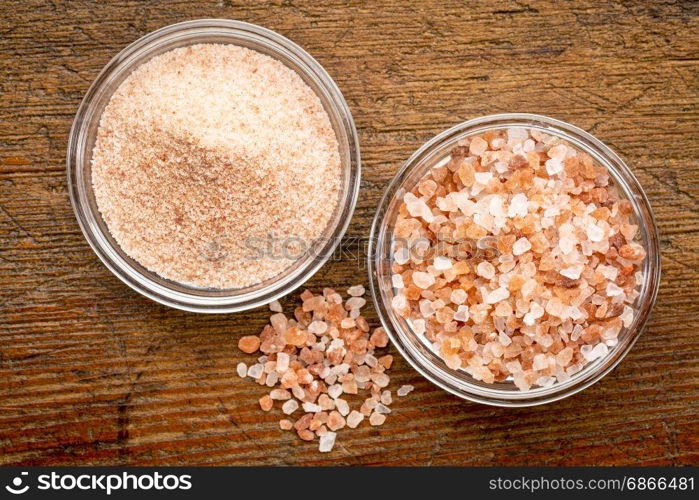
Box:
[0,467,695,499]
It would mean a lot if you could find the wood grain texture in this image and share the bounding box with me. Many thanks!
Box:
[1,0,698,466]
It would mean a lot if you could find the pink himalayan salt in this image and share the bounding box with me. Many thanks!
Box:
[238,287,397,450]
[389,128,646,391]
[91,44,341,289]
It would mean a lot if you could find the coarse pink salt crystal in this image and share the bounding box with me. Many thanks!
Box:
[397,385,414,396]
[308,321,328,335]
[236,362,247,378]
[346,297,366,310]
[346,410,364,428]
[392,274,405,289]
[269,300,283,313]
[486,287,510,304]
[523,302,544,326]
[434,256,453,270]
[556,347,574,366]
[469,136,488,155]
[419,299,435,317]
[474,171,493,185]
[347,285,365,296]
[545,158,563,175]
[620,305,634,327]
[477,261,496,280]
[587,224,604,242]
[512,237,531,256]
[606,282,624,297]
[369,412,387,426]
[412,318,426,335]
[392,294,408,312]
[318,431,337,452]
[560,265,584,280]
[508,193,528,218]
[412,271,436,289]
[394,247,410,265]
[453,305,470,322]
[498,331,512,346]
[451,288,468,304]
[388,130,646,392]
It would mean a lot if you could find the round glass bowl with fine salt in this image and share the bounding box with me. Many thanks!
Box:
[67,19,360,313]
[368,113,660,407]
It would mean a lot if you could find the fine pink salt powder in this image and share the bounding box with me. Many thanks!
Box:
[92,44,341,288]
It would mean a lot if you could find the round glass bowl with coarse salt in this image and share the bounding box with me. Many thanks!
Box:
[68,19,360,313]
[369,113,660,407]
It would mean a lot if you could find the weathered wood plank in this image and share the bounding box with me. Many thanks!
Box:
[1,0,697,466]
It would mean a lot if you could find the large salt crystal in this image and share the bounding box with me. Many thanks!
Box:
[308,320,328,334]
[474,171,492,185]
[303,402,322,413]
[281,399,298,415]
[486,287,510,304]
[591,342,609,361]
[520,278,537,299]
[560,265,584,280]
[434,256,453,270]
[419,299,435,317]
[620,305,634,327]
[523,302,544,326]
[276,352,290,372]
[392,274,405,289]
[558,236,576,254]
[507,127,529,144]
[476,261,496,280]
[405,193,434,223]
[412,271,435,289]
[508,193,528,218]
[494,161,509,174]
[450,288,467,304]
[318,431,337,452]
[498,331,512,346]
[412,318,426,335]
[545,297,564,317]
[394,247,410,265]
[545,158,563,175]
[536,376,556,388]
[513,372,531,391]
[537,334,554,348]
[586,224,604,242]
[598,265,619,281]
[606,282,624,297]
[453,305,470,322]
[489,196,506,217]
[247,363,264,379]
[391,294,407,312]
[547,144,567,159]
[397,385,414,397]
[532,353,548,370]
[512,237,531,256]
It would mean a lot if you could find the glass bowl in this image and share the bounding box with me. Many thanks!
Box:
[67,19,360,313]
[368,113,661,407]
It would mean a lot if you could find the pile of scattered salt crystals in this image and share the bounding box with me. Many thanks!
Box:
[236,286,411,453]
[390,127,646,391]
[92,44,341,288]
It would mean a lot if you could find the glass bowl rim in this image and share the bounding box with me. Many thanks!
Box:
[368,113,661,407]
[67,19,361,313]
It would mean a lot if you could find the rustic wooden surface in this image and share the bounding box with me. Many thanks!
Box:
[1,0,698,466]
